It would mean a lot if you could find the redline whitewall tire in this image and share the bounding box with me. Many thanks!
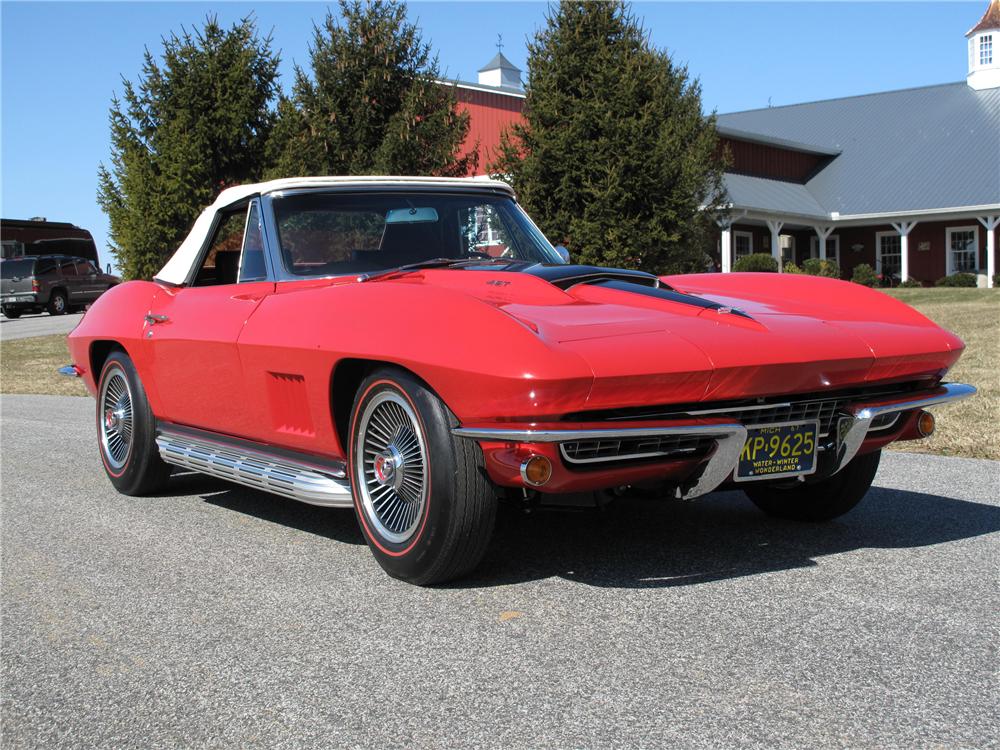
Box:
[96,351,171,496]
[348,368,497,585]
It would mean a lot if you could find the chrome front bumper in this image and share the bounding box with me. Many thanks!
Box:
[453,382,976,499]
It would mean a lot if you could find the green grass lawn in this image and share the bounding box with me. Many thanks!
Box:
[882,288,999,460]
[2,288,997,459]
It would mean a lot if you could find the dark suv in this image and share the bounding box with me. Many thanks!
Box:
[0,256,119,318]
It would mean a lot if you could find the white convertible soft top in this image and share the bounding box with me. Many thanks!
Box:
[155,175,515,286]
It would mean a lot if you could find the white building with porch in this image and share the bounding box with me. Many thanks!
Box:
[713,0,1000,287]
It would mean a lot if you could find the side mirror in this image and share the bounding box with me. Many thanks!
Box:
[106,263,112,274]
[555,245,570,264]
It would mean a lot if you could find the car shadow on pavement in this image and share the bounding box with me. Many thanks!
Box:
[458,486,1000,589]
[184,471,1000,589]
[180,472,366,546]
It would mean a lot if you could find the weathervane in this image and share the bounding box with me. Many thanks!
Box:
[496,34,503,53]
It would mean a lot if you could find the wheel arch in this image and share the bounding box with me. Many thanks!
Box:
[330,358,445,456]
[89,340,129,382]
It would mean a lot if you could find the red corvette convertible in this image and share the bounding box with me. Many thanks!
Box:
[67,177,974,584]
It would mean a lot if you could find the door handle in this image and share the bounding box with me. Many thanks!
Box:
[144,313,169,325]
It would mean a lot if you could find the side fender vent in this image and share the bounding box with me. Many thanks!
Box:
[267,372,315,436]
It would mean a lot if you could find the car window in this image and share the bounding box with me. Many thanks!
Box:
[271,192,561,277]
[194,204,249,286]
[238,201,268,283]
[60,258,78,276]
[1,259,35,278]
[36,258,58,276]
[75,261,94,276]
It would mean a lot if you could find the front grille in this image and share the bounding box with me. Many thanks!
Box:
[729,399,843,436]
[560,434,711,464]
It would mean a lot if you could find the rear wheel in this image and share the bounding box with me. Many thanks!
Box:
[2,307,21,319]
[96,351,171,496]
[47,290,67,315]
[744,449,881,522]
[348,368,497,585]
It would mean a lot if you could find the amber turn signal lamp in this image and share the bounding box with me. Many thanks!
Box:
[917,410,936,437]
[520,455,552,487]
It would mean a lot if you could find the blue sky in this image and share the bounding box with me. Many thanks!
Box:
[1,1,987,269]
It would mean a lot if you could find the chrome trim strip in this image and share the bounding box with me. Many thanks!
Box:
[833,382,976,474]
[453,423,748,500]
[155,428,352,508]
[452,424,741,442]
[559,444,702,465]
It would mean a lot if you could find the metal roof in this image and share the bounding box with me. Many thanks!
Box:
[718,82,1000,217]
[722,174,828,219]
[715,125,840,157]
[478,52,521,73]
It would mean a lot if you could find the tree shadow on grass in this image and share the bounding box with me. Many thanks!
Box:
[174,468,1000,590]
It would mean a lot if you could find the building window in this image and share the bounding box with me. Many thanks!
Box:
[876,231,901,280]
[734,231,753,258]
[946,226,979,275]
[809,235,840,264]
[981,35,994,66]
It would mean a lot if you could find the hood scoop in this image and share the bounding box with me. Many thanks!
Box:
[517,263,661,290]
[586,278,754,320]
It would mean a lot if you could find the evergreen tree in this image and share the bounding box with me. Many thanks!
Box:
[266,0,475,178]
[98,17,280,280]
[493,1,726,274]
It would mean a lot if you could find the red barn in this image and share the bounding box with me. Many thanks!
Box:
[438,52,525,174]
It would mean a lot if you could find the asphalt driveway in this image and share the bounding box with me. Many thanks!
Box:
[2,394,998,749]
[0,312,83,340]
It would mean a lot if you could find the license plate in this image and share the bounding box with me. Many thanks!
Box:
[735,420,819,482]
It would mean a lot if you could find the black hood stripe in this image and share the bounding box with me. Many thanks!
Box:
[589,278,754,320]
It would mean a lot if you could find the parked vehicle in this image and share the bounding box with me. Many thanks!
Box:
[66,177,975,585]
[1,255,119,318]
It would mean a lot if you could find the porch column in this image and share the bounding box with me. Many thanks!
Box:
[891,220,918,283]
[720,226,732,273]
[978,215,999,288]
[766,219,785,271]
[813,225,834,261]
[716,210,745,274]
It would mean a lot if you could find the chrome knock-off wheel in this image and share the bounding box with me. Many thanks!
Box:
[355,390,428,544]
[99,366,134,470]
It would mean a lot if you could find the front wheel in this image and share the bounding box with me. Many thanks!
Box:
[348,368,497,585]
[96,351,171,496]
[743,449,881,522]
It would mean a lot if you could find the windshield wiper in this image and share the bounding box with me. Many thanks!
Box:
[356,257,513,283]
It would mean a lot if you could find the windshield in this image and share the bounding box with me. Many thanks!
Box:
[271,191,562,277]
[1,259,35,278]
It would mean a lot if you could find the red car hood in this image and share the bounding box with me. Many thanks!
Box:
[413,269,963,410]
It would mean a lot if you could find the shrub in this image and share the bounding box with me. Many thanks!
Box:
[733,253,778,273]
[935,273,978,287]
[801,257,840,278]
[851,263,879,287]
[899,278,923,288]
[782,262,803,274]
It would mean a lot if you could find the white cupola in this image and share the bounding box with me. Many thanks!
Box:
[967,0,1000,90]
[478,50,522,90]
